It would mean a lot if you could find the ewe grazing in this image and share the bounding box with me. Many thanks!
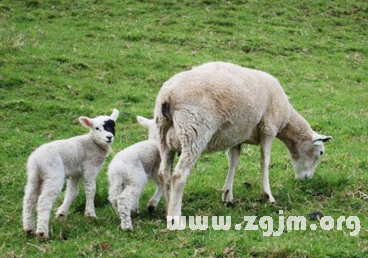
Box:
[108,116,163,231]
[22,109,119,239]
[154,62,331,219]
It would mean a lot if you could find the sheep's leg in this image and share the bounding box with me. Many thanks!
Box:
[147,179,162,213]
[260,135,276,203]
[158,148,175,214]
[222,144,242,204]
[83,172,99,218]
[108,175,124,214]
[131,198,139,216]
[36,176,64,240]
[22,173,41,235]
[56,177,81,219]
[167,127,214,218]
[117,182,146,231]
[109,195,119,214]
[168,153,199,218]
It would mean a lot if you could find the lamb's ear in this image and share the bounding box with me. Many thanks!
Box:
[110,109,119,121]
[137,116,152,129]
[79,116,93,129]
[313,134,332,146]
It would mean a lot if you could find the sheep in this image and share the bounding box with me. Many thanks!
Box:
[154,61,332,219]
[107,116,163,231]
[22,109,119,240]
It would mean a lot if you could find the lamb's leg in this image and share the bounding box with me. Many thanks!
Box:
[56,177,81,219]
[36,176,64,240]
[83,171,99,218]
[131,198,139,216]
[22,172,41,235]
[260,135,276,203]
[117,182,146,231]
[147,179,162,213]
[158,147,175,214]
[109,197,119,214]
[108,174,124,214]
[222,144,242,204]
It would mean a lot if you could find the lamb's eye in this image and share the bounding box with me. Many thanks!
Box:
[320,151,324,156]
[95,127,100,130]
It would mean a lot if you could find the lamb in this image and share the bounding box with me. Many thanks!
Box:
[22,109,119,240]
[108,116,163,230]
[154,61,332,219]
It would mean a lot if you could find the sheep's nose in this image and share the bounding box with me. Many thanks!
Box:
[107,136,112,140]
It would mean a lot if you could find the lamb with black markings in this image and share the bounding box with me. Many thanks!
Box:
[22,109,119,240]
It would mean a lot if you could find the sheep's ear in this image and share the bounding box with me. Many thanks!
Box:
[137,116,152,129]
[110,109,119,121]
[79,116,93,129]
[313,134,332,146]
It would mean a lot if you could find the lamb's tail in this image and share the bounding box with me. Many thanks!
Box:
[107,164,124,210]
[22,160,41,232]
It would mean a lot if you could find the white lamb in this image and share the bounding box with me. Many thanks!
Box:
[154,61,332,219]
[108,116,163,230]
[22,109,119,240]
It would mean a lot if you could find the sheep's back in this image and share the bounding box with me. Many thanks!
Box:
[110,140,160,176]
[157,62,291,150]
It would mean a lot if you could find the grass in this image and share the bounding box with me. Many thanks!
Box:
[0,0,367,257]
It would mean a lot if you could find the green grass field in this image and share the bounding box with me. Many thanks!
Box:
[1,0,367,257]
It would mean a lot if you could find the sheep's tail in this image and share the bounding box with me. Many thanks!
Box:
[161,102,171,120]
[22,160,41,232]
[107,165,124,206]
[24,160,42,201]
[155,91,175,151]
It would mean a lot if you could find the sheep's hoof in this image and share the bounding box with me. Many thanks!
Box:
[147,205,156,214]
[224,201,234,207]
[119,225,133,231]
[260,193,276,204]
[85,211,98,219]
[131,209,139,217]
[86,215,98,219]
[222,189,234,204]
[24,228,35,236]
[36,231,49,241]
[56,213,67,220]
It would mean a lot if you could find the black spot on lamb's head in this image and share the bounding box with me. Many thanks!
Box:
[78,109,119,146]
[103,119,116,136]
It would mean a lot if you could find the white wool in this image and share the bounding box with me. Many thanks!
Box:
[154,62,331,218]
[107,116,161,230]
[22,109,119,239]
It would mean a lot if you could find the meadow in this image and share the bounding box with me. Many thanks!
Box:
[0,0,367,257]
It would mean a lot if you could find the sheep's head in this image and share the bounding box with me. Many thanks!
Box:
[79,109,119,147]
[137,116,156,140]
[291,133,332,180]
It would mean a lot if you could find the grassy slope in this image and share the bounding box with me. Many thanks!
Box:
[0,0,367,257]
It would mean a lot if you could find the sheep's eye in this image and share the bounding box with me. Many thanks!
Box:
[320,151,324,156]
[95,127,100,131]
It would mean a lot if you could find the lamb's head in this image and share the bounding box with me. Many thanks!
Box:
[137,116,156,140]
[291,133,332,180]
[79,109,119,147]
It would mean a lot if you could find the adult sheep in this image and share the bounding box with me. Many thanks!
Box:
[154,61,331,219]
